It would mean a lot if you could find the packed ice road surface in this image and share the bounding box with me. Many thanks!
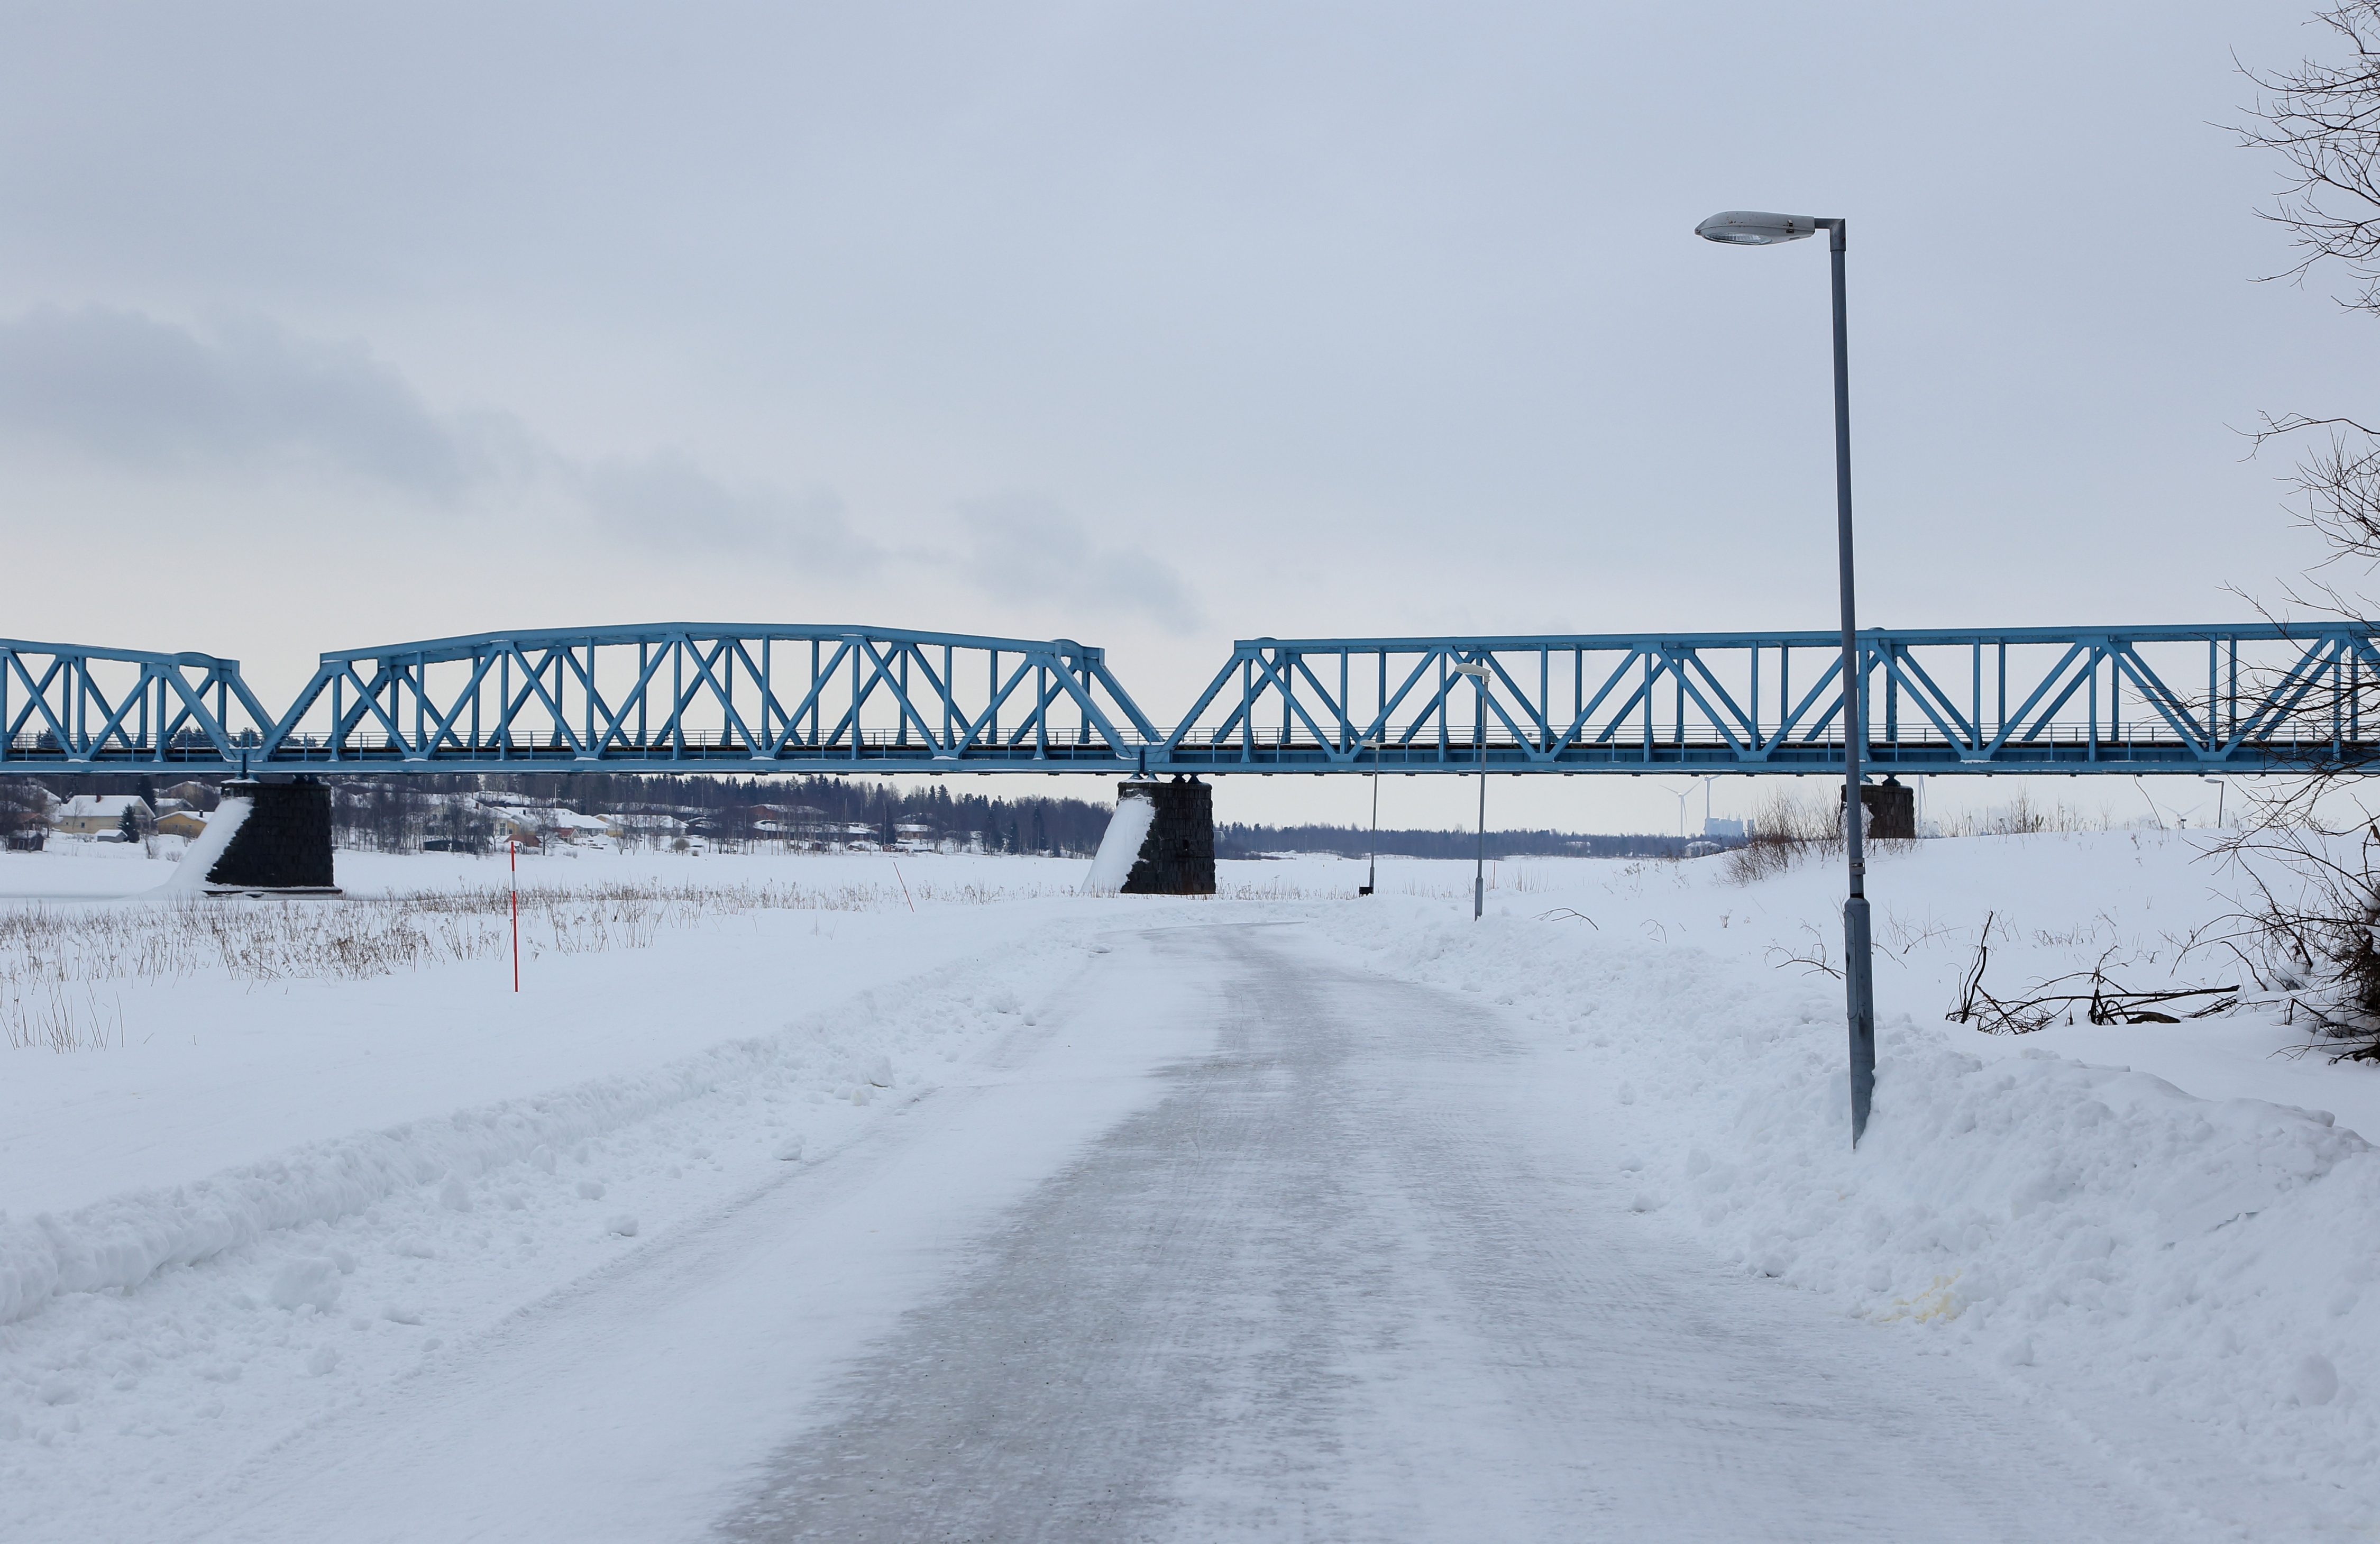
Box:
[4,837,2378,1540]
[713,924,2195,1543]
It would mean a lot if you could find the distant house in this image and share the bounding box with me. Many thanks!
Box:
[159,781,218,809]
[154,809,209,839]
[56,795,152,835]
[545,810,618,843]
[486,807,618,846]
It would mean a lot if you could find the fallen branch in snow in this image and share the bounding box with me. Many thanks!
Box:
[1533,908,1599,928]
[1947,923,2238,1034]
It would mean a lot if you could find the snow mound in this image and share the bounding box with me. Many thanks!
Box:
[1081,792,1156,894]
[152,793,250,895]
[0,928,1088,1330]
[1317,894,2380,1519]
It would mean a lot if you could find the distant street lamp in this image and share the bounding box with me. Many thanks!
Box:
[2200,774,2226,828]
[1361,737,1384,894]
[1453,661,1491,919]
[1697,207,1875,1147]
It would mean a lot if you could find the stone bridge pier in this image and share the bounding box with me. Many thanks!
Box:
[204,778,341,896]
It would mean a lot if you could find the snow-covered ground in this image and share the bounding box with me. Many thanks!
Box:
[1,834,2376,1538]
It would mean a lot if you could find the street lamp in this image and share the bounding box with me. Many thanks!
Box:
[2200,774,2226,829]
[1360,737,1384,894]
[1698,207,1875,1147]
[1453,661,1491,919]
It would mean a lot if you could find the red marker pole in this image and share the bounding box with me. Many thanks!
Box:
[510,839,519,993]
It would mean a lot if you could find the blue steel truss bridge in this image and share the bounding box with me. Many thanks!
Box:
[3,622,2375,779]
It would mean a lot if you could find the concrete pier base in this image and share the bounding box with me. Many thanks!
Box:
[1842,778,1917,840]
[1119,776,1215,896]
[206,778,342,896]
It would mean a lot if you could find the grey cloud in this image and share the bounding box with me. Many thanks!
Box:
[959,497,1202,634]
[0,305,504,495]
[574,454,884,577]
[0,304,882,574]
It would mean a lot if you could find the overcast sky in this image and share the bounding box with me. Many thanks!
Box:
[0,2,2361,832]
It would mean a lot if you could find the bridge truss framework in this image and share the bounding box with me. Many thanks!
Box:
[2,622,2373,778]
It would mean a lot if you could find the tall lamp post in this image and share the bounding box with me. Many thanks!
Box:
[1696,208,1874,1146]
[1454,661,1490,919]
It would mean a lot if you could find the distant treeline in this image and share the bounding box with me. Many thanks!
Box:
[2,769,1689,861]
[0,770,1120,857]
[1217,823,1698,861]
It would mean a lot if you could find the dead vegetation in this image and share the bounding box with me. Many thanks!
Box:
[0,876,1033,1052]
[1945,913,2241,1035]
[2196,823,2380,1061]
[1723,788,1919,885]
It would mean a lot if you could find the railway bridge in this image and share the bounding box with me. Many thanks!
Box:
[3,622,2374,779]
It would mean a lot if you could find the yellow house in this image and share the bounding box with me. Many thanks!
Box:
[154,809,209,839]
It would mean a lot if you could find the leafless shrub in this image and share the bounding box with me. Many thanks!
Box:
[1724,789,1840,884]
[2226,6,2380,811]
[2194,823,2380,1058]
[1765,921,1842,980]
[1932,789,2119,837]
[1723,788,1918,885]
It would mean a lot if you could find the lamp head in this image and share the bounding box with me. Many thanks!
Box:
[1695,211,1819,246]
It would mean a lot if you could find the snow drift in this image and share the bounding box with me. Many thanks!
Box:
[1081,791,1155,894]
[1315,885,2380,1515]
[0,931,1088,1328]
[151,792,249,896]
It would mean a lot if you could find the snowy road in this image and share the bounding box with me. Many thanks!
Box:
[715,922,2206,1543]
[179,919,2220,1543]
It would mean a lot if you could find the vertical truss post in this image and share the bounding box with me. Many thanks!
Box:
[1641,653,1652,763]
[1672,656,1684,756]
[1241,659,1254,764]
[2088,652,2099,763]
[1884,643,1898,745]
